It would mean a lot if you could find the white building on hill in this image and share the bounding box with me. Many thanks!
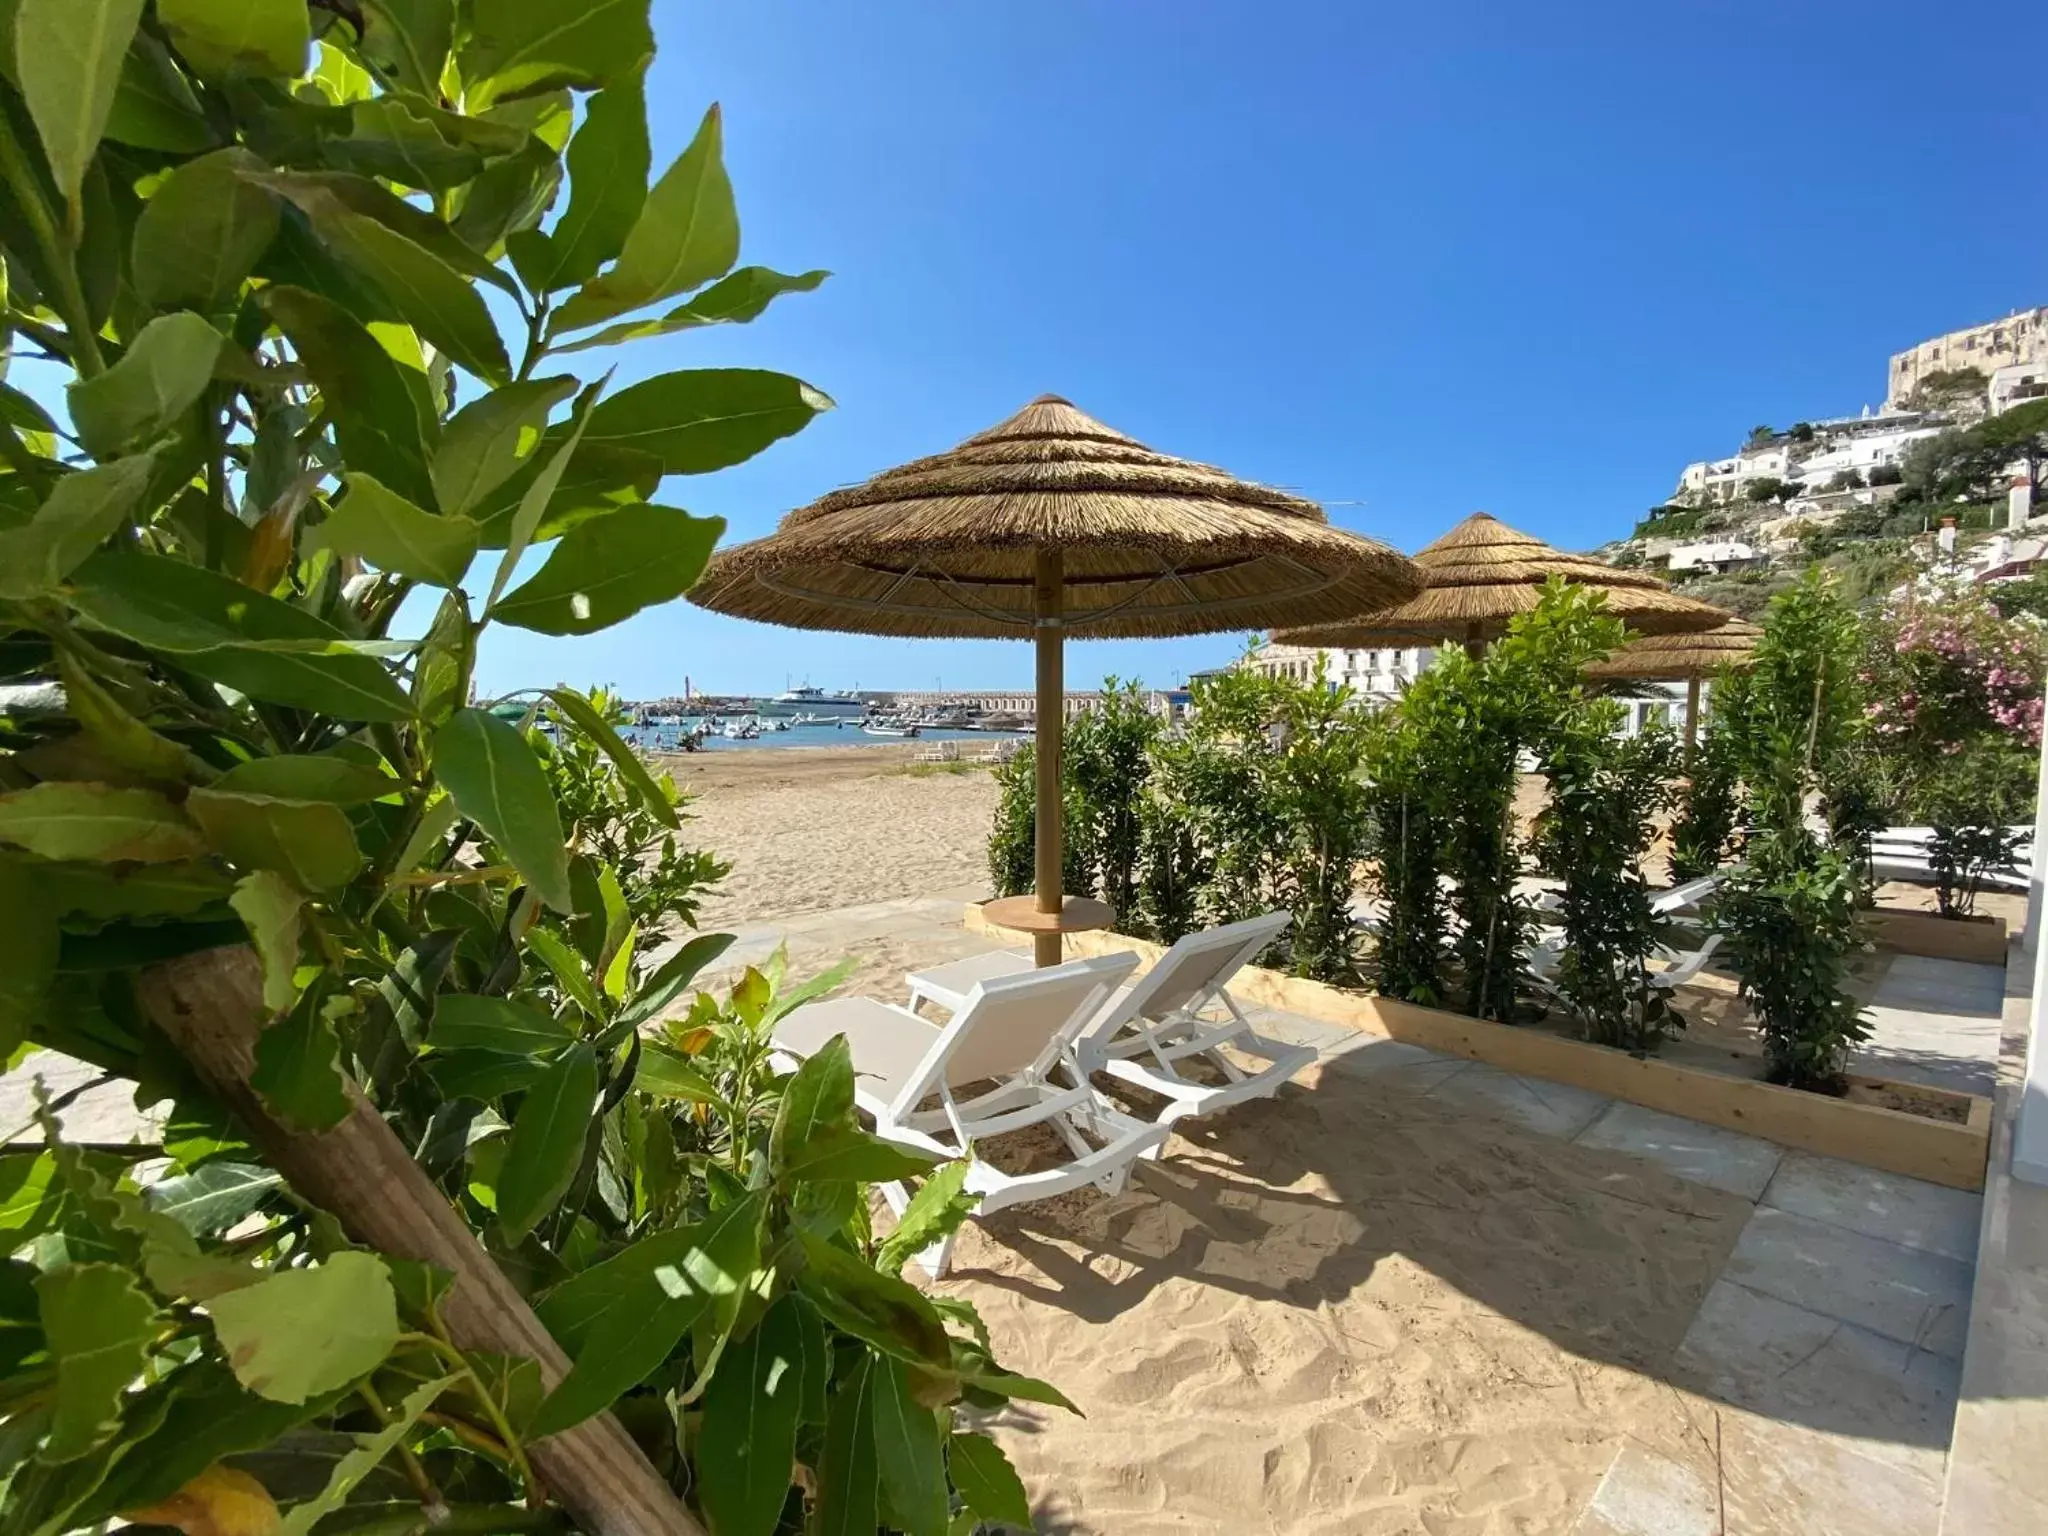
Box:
[1243,641,1431,700]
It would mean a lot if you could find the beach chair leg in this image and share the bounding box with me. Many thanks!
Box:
[916,1227,959,1281]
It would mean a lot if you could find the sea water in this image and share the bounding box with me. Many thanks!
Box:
[621,723,1030,754]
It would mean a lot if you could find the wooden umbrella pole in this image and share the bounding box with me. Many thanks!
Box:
[1033,548,1064,967]
[1464,620,1485,660]
[1684,675,1701,759]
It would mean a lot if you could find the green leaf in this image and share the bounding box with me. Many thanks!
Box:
[132,147,281,313]
[875,1356,948,1536]
[105,31,216,153]
[158,0,307,80]
[555,266,829,353]
[37,859,234,921]
[0,456,155,600]
[467,439,661,549]
[451,135,562,256]
[524,924,602,1017]
[697,1295,807,1536]
[814,1355,880,1536]
[250,988,352,1131]
[487,380,603,610]
[0,863,56,1054]
[69,551,418,721]
[461,0,654,107]
[208,1251,397,1404]
[579,368,832,477]
[296,188,511,383]
[552,104,737,334]
[956,1360,1077,1414]
[495,1041,596,1241]
[249,168,519,296]
[615,930,735,1029]
[427,1049,543,1102]
[432,993,575,1056]
[314,473,478,586]
[0,1151,62,1243]
[948,1432,1032,1530]
[52,648,194,786]
[875,1161,975,1278]
[212,754,396,805]
[528,1190,764,1436]
[780,1127,939,1186]
[78,1361,330,1519]
[261,285,434,508]
[143,1163,282,1237]
[279,1373,457,1536]
[770,1033,855,1172]
[506,70,648,293]
[358,0,454,98]
[14,0,145,227]
[229,870,301,1014]
[432,708,571,911]
[0,782,201,862]
[35,1262,156,1461]
[432,376,577,517]
[494,503,723,636]
[186,788,364,891]
[633,1042,721,1105]
[66,312,223,458]
[794,1230,953,1371]
[544,686,677,827]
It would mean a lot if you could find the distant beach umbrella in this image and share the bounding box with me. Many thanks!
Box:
[1274,512,1729,657]
[688,394,1423,964]
[1584,617,1760,752]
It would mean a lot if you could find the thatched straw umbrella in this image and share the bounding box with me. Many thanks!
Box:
[688,395,1424,964]
[1585,617,1760,752]
[1275,512,1729,657]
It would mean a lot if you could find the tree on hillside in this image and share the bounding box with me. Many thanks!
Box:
[1903,400,2048,504]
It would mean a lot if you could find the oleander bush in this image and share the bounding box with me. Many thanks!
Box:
[0,6,1053,1533]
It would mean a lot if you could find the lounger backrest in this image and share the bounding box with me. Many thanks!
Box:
[887,953,1138,1118]
[1079,911,1292,1063]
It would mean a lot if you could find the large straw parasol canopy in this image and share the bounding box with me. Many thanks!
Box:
[687,395,1422,639]
[1585,616,1758,752]
[691,394,1424,963]
[1273,511,1729,651]
[1584,618,1761,681]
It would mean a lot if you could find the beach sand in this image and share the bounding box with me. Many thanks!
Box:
[934,1059,1753,1536]
[653,744,1002,927]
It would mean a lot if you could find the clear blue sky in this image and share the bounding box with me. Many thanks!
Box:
[195,6,2048,697]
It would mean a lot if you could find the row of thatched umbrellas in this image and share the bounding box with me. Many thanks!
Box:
[689,397,1757,965]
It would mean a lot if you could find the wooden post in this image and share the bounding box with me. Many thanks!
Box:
[1684,674,1701,758]
[1463,620,1485,659]
[1033,548,1064,967]
[136,947,707,1536]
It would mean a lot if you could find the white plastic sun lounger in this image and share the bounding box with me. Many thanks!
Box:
[906,911,1315,1135]
[770,953,1167,1278]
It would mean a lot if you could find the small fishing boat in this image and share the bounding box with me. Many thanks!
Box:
[721,718,761,740]
[860,721,922,738]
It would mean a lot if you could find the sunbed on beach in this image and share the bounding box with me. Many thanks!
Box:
[770,953,1170,1277]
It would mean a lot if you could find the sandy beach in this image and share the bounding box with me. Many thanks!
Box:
[656,744,1002,927]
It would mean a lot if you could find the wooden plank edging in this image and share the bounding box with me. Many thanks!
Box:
[964,902,1993,1192]
[1870,908,2010,966]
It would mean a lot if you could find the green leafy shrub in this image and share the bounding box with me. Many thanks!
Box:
[0,8,1052,1533]
[1535,707,1681,1051]
[1267,673,1374,982]
[985,741,1092,900]
[535,686,728,931]
[1065,678,1159,920]
[1711,572,1873,1089]
[1360,707,1449,1005]
[1669,697,1743,881]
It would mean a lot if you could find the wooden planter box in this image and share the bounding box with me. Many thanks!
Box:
[965,903,1994,1192]
[1870,906,2009,966]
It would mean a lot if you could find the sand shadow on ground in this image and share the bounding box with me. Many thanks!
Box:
[942,1052,1958,1455]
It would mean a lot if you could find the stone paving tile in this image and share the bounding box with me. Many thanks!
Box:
[1673,1278,1961,1479]
[1724,1206,1972,1359]
[1317,1036,1473,1093]
[1761,1152,1984,1264]
[1718,1406,1945,1536]
[1422,1061,1613,1140]
[1574,1101,1784,1200]
[1571,1443,1719,1536]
